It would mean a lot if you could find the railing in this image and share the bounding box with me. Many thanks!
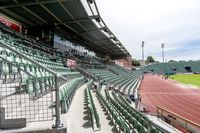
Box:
[0,41,67,128]
[76,66,97,81]
[156,105,200,133]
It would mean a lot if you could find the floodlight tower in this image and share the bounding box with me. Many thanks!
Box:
[141,41,145,66]
[161,43,165,63]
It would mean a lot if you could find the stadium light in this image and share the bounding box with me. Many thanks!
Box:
[161,43,165,63]
[141,41,144,66]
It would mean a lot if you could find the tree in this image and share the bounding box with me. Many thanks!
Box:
[146,56,155,63]
[168,60,176,62]
[132,59,140,66]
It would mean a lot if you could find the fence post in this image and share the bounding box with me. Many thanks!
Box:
[53,75,63,128]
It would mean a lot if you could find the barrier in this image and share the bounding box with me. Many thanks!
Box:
[156,105,200,133]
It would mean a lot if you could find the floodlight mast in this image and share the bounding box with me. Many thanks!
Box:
[141,41,144,66]
[161,43,165,63]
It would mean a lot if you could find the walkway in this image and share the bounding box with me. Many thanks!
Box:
[66,84,115,133]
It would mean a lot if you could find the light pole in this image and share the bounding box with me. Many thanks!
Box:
[161,43,165,63]
[141,41,144,66]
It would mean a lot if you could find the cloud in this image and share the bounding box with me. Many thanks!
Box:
[95,0,200,61]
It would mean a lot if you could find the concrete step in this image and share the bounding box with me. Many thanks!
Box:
[91,90,117,133]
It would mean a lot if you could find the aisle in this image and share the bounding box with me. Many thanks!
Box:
[91,90,117,133]
[65,84,92,133]
[66,84,116,133]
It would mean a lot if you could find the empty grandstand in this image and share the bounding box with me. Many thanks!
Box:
[144,61,200,75]
[0,0,200,133]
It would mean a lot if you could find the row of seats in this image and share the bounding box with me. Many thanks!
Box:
[87,69,115,76]
[109,89,162,133]
[103,72,141,95]
[117,91,149,121]
[112,91,163,133]
[0,30,82,98]
[0,46,56,98]
[87,68,123,82]
[107,64,131,76]
[0,22,55,55]
[111,91,148,128]
[87,68,117,82]
[144,61,200,74]
[59,77,85,113]
[86,68,143,95]
[112,75,134,88]
[104,75,126,83]
[126,78,140,95]
[0,30,80,77]
[105,89,146,133]
[85,80,101,130]
[120,77,137,93]
[23,69,55,97]
[96,87,131,133]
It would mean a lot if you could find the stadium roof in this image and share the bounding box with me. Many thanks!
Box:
[0,0,130,59]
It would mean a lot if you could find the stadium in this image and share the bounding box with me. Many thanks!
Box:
[0,0,200,133]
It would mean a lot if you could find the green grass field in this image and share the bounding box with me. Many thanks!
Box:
[170,74,200,87]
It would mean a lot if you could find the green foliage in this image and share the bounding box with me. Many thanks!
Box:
[146,56,155,63]
[132,59,140,66]
[168,60,176,62]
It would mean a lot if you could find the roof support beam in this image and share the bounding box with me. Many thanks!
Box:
[39,3,78,34]
[58,2,107,47]
[0,0,72,9]
[39,2,111,55]
[93,37,116,43]
[13,0,48,25]
[21,7,48,24]
[58,2,114,55]
[0,0,129,57]
[57,3,89,32]
[80,35,112,54]
[79,27,106,35]
[55,16,99,25]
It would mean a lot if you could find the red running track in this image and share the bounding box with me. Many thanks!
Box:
[140,74,200,125]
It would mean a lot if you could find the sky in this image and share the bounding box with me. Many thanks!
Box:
[93,0,200,62]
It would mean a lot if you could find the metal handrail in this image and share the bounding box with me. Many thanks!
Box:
[0,55,53,88]
[0,40,66,128]
[156,105,200,131]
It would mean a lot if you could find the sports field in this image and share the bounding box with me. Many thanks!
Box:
[170,74,200,87]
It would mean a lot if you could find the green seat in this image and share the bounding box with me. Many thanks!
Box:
[0,60,9,74]
[20,71,29,84]
[124,122,130,133]
[33,79,41,95]
[138,124,147,133]
[15,56,22,63]
[26,79,34,93]
[10,62,18,74]
[133,120,139,130]
[151,126,161,133]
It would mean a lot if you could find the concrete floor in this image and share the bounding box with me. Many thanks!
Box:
[91,90,118,133]
[65,84,117,133]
